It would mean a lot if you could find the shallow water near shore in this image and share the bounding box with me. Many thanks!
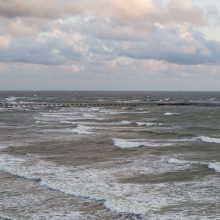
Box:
[0,91,220,220]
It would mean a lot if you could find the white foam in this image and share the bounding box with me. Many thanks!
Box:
[82,113,97,118]
[99,109,150,115]
[75,107,101,112]
[168,158,191,165]
[197,136,220,144]
[5,97,17,102]
[119,111,150,114]
[164,98,170,101]
[0,153,219,218]
[40,128,77,134]
[0,142,28,150]
[130,100,141,102]
[40,112,77,118]
[140,118,158,122]
[0,107,8,112]
[0,144,8,149]
[209,97,216,101]
[0,155,39,180]
[41,162,173,215]
[113,138,143,149]
[99,109,118,115]
[164,112,179,116]
[208,162,220,173]
[89,107,102,112]
[167,138,197,142]
[119,120,132,125]
[112,138,173,149]
[135,111,150,114]
[59,120,75,124]
[70,124,95,135]
[18,101,33,104]
[136,122,164,127]
[30,211,87,220]
[168,158,208,168]
[0,213,16,220]
[144,142,173,147]
[35,111,105,123]
[35,120,48,124]
[0,154,164,215]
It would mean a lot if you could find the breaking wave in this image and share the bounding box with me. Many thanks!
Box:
[112,138,173,149]
[197,136,220,144]
[136,122,164,127]
[70,124,95,135]
[164,112,179,116]
[168,158,192,165]
[112,138,144,149]
[208,162,220,173]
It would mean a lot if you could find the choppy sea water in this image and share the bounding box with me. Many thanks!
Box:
[0,91,220,220]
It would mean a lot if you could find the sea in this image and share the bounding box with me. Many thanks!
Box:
[0,91,220,220]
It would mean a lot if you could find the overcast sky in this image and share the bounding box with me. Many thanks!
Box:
[0,0,220,91]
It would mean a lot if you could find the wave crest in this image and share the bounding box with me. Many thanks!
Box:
[71,124,95,135]
[197,136,220,144]
[208,162,220,173]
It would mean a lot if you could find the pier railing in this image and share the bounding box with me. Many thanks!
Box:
[0,101,220,109]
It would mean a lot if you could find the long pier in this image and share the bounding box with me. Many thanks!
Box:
[0,101,220,109]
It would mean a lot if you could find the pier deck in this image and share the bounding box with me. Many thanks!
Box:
[1,101,220,109]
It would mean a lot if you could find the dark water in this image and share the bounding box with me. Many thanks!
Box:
[0,91,220,220]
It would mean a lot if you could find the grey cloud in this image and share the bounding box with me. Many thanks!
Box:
[0,0,205,27]
[6,19,38,36]
[0,14,219,66]
[89,25,220,65]
[0,1,219,91]
[0,1,219,67]
[167,0,205,26]
[0,37,81,65]
[0,0,82,18]
[204,5,220,25]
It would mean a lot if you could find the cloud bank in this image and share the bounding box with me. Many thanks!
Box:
[0,0,220,90]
